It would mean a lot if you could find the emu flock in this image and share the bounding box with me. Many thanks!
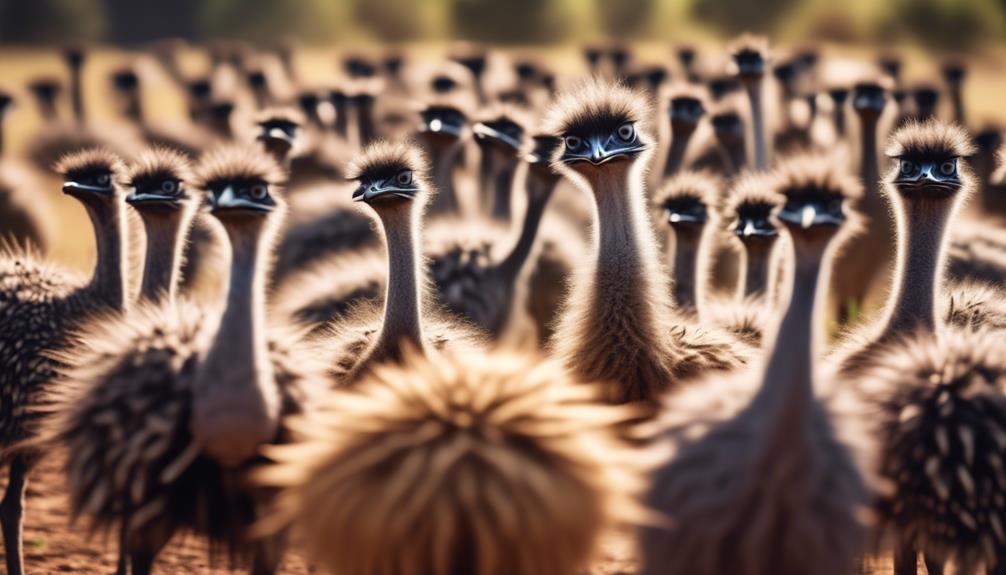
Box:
[0,34,1003,575]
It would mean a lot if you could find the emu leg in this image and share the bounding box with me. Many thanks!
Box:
[250,531,288,575]
[922,554,944,575]
[127,523,174,575]
[1,455,29,575]
[893,542,918,575]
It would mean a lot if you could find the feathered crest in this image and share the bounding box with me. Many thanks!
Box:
[729,34,770,61]
[254,106,305,128]
[544,78,651,137]
[666,82,707,106]
[475,101,531,129]
[126,146,193,186]
[655,170,722,208]
[885,120,976,160]
[725,171,784,217]
[192,144,287,190]
[345,140,430,184]
[256,347,648,575]
[773,152,863,202]
[54,148,127,180]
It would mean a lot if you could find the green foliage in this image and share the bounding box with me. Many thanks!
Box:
[597,0,656,38]
[0,0,104,43]
[692,0,797,34]
[199,0,351,43]
[889,0,1005,51]
[449,0,570,43]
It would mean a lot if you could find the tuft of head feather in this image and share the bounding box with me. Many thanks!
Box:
[773,151,863,203]
[885,120,976,160]
[256,348,648,575]
[655,170,722,209]
[192,144,287,191]
[666,82,708,105]
[345,140,430,185]
[126,146,193,186]
[54,148,127,182]
[254,106,306,128]
[729,34,770,61]
[725,171,784,217]
[544,79,651,139]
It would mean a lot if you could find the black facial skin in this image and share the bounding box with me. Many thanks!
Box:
[527,135,561,166]
[853,84,886,113]
[473,119,524,152]
[352,168,419,204]
[662,197,708,226]
[559,121,647,166]
[893,157,962,200]
[419,106,466,139]
[257,119,299,153]
[63,169,115,198]
[709,77,741,100]
[670,97,705,124]
[777,192,846,228]
[712,113,744,138]
[733,50,765,78]
[734,204,779,238]
[127,172,187,209]
[208,179,277,214]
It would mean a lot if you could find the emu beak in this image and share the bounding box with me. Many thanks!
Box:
[63,181,113,196]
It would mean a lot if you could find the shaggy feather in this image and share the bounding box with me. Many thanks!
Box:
[192,145,286,191]
[543,79,652,139]
[256,348,647,575]
[885,120,976,160]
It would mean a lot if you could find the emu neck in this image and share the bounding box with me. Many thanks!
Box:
[586,163,665,337]
[857,114,884,218]
[949,84,965,125]
[489,152,519,224]
[124,91,143,125]
[138,209,189,306]
[744,81,768,170]
[741,237,777,300]
[427,141,463,216]
[664,124,696,177]
[882,196,954,338]
[69,64,84,123]
[499,171,556,284]
[83,198,128,312]
[669,225,703,311]
[205,218,275,403]
[372,202,424,363]
[755,237,829,444]
[722,136,747,175]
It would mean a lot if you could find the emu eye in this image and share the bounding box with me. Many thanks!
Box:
[97,173,111,186]
[939,160,957,176]
[249,184,268,200]
[617,123,635,141]
[564,136,582,151]
[900,160,916,177]
[160,180,178,194]
[829,198,842,213]
[396,171,413,186]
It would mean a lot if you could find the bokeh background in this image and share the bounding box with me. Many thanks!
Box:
[1,0,1004,50]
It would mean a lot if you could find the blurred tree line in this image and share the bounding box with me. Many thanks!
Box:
[0,0,1003,51]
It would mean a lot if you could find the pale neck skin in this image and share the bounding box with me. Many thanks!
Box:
[369,200,424,363]
[664,123,697,178]
[80,194,129,312]
[743,79,768,170]
[194,214,280,466]
[739,236,778,300]
[880,193,957,338]
[498,168,557,284]
[754,229,835,450]
[137,207,193,307]
[948,82,965,125]
[425,139,464,216]
[668,224,704,312]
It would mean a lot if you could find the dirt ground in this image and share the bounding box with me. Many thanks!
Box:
[0,453,915,574]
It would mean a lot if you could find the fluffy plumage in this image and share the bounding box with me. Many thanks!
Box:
[0,164,52,251]
[884,120,976,160]
[345,139,430,184]
[654,170,722,211]
[125,146,193,186]
[191,145,287,191]
[55,147,128,181]
[858,327,1006,570]
[543,79,652,139]
[773,152,863,204]
[724,172,784,219]
[256,348,646,575]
